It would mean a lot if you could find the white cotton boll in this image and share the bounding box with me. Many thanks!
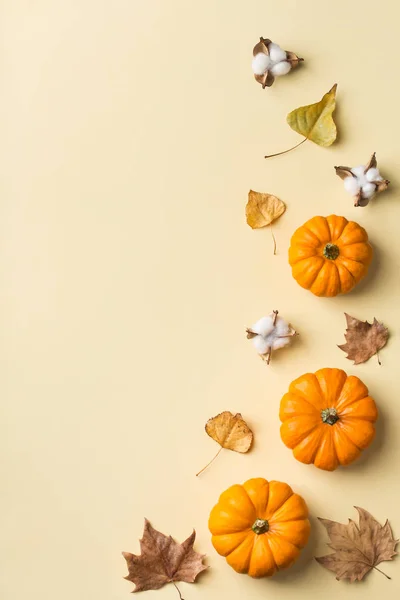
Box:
[251,315,274,337]
[270,61,291,76]
[274,316,291,337]
[351,165,366,179]
[362,182,376,199]
[252,53,272,75]
[252,335,271,355]
[344,176,361,195]
[366,168,382,182]
[271,336,291,350]
[248,312,296,361]
[268,42,287,63]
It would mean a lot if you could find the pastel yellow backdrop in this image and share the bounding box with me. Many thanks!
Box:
[2,1,400,599]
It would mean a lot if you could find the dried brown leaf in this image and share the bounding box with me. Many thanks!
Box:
[196,411,253,476]
[338,313,389,365]
[123,520,207,594]
[316,507,398,582]
[205,411,253,452]
[246,190,286,229]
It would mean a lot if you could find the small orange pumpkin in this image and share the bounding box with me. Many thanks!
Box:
[289,215,373,297]
[208,478,310,577]
[280,368,378,471]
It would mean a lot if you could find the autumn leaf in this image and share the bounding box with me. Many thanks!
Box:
[196,411,253,476]
[246,190,286,229]
[287,84,337,146]
[246,190,286,253]
[316,507,398,582]
[123,519,207,597]
[265,84,337,158]
[338,313,389,365]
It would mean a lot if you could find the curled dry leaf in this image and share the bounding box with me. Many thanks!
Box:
[316,507,398,582]
[338,313,389,365]
[246,190,286,229]
[196,411,253,476]
[252,37,303,89]
[265,84,337,158]
[123,519,207,597]
[246,190,286,254]
[335,152,390,207]
[247,310,297,364]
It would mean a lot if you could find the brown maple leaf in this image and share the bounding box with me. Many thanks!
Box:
[338,313,389,365]
[122,520,207,596]
[196,411,253,476]
[316,507,398,582]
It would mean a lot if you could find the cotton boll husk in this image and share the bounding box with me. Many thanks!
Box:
[251,315,274,337]
[366,167,380,182]
[270,61,291,76]
[252,53,272,75]
[344,176,360,195]
[268,42,287,63]
[252,335,271,355]
[362,182,376,199]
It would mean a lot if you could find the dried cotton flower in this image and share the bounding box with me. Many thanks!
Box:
[335,153,389,207]
[252,38,303,88]
[246,310,297,364]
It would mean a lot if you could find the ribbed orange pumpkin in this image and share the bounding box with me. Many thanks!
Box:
[280,368,378,471]
[208,478,310,577]
[289,215,373,297]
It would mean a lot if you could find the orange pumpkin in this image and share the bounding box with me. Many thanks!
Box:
[280,368,378,471]
[289,215,373,297]
[208,478,310,577]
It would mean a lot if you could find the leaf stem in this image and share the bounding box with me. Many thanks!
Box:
[376,351,382,366]
[373,566,391,580]
[173,582,185,599]
[270,224,277,255]
[265,137,307,159]
[196,447,223,477]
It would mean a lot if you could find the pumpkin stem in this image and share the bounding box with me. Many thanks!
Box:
[323,243,340,260]
[252,519,269,534]
[321,407,339,426]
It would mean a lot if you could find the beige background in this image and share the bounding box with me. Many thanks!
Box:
[2,1,400,598]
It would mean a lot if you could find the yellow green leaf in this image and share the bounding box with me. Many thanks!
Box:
[246,190,286,229]
[287,84,337,147]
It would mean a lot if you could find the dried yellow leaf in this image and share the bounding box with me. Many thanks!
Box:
[287,84,337,147]
[205,411,253,452]
[196,411,253,476]
[246,190,286,229]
